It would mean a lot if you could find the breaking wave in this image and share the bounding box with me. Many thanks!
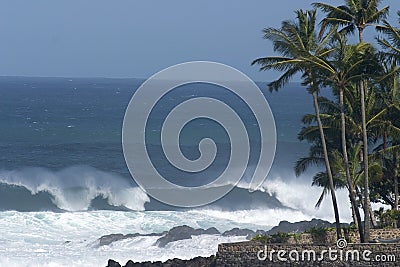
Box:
[0,166,150,211]
[0,165,354,223]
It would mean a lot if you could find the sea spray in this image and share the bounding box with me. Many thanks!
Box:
[0,166,150,211]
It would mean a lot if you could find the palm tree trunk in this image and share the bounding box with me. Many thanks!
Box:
[358,29,363,43]
[351,197,359,228]
[368,201,378,228]
[359,143,378,229]
[339,87,364,242]
[356,186,364,210]
[360,81,372,241]
[312,90,341,239]
[355,186,376,228]
[357,26,373,240]
[395,152,399,212]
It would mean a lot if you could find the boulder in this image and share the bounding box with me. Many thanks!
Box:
[156,225,220,247]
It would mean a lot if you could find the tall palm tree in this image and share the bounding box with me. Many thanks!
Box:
[302,33,380,242]
[251,9,343,239]
[377,15,400,214]
[356,58,400,224]
[313,0,389,42]
[295,107,346,210]
[313,0,389,242]
[297,83,388,227]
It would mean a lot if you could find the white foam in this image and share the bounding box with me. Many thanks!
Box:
[262,177,353,222]
[0,167,362,266]
[0,166,150,211]
[0,180,357,267]
[189,208,311,227]
[0,210,253,267]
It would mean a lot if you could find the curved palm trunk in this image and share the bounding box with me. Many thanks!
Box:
[312,91,341,239]
[339,88,364,242]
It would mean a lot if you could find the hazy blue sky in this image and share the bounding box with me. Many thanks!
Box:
[1,0,400,81]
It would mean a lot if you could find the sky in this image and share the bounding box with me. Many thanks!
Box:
[1,0,400,81]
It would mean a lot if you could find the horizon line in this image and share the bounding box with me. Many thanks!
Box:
[0,75,303,85]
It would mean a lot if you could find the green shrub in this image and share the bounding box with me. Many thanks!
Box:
[305,227,328,237]
[252,234,271,243]
[375,208,400,228]
[292,233,302,243]
[270,232,291,243]
[252,232,308,244]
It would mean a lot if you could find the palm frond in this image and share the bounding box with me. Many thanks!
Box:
[295,155,324,176]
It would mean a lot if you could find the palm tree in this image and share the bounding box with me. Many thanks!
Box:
[374,61,400,215]
[302,32,381,242]
[376,16,400,214]
[297,83,387,227]
[310,143,380,226]
[297,84,378,226]
[353,58,400,225]
[295,109,346,210]
[251,9,342,239]
[313,0,389,242]
[313,0,389,42]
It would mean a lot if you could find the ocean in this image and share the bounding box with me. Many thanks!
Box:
[0,76,352,266]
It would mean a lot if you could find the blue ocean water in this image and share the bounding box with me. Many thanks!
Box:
[0,76,312,212]
[0,76,340,266]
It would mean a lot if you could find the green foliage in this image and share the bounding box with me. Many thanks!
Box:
[292,233,302,243]
[342,224,358,243]
[305,227,329,237]
[253,1,400,240]
[270,232,292,243]
[251,234,271,243]
[342,224,358,233]
[252,232,302,244]
[375,208,400,228]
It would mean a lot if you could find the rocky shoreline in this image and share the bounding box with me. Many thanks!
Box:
[104,219,344,266]
[97,225,267,248]
[106,256,216,267]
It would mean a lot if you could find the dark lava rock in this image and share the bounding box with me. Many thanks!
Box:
[155,225,221,247]
[107,259,122,267]
[266,218,348,235]
[107,256,216,267]
[100,226,221,248]
[99,233,163,247]
[100,234,127,246]
[222,228,256,239]
[254,230,267,237]
[193,227,220,236]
